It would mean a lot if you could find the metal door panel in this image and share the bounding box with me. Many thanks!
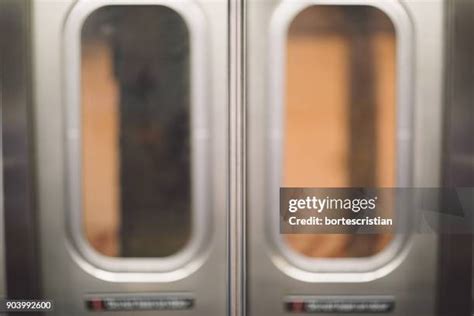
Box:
[32,0,228,314]
[247,0,444,315]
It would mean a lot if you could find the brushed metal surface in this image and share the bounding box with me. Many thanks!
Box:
[246,0,443,315]
[33,0,228,314]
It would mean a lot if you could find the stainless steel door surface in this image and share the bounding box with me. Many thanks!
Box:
[33,0,228,314]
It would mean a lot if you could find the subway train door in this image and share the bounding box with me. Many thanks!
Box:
[247,0,445,315]
[2,0,470,315]
[32,0,228,314]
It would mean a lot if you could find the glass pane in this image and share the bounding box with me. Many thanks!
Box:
[283,6,396,258]
[81,6,191,257]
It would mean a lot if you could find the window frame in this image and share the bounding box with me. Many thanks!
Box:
[266,0,415,282]
[63,0,210,282]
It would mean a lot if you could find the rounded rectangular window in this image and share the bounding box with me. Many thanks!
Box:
[283,5,396,258]
[81,5,191,258]
[65,1,209,275]
[268,2,414,270]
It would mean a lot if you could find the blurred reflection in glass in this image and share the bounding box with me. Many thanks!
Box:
[81,6,191,257]
[283,6,396,258]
